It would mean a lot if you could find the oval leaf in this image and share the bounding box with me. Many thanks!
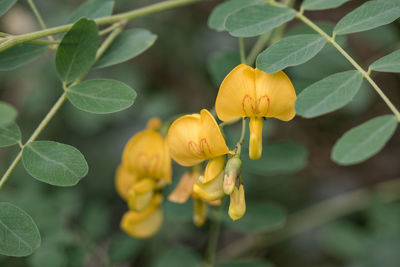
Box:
[0,202,41,257]
[225,5,295,37]
[0,122,21,147]
[332,115,398,165]
[22,141,88,186]
[295,70,363,118]
[95,29,157,68]
[0,0,16,17]
[207,0,265,31]
[68,0,114,23]
[66,79,136,114]
[369,49,400,73]
[301,0,350,11]
[0,43,48,71]
[56,18,98,83]
[256,34,326,73]
[334,1,400,35]
[0,101,17,127]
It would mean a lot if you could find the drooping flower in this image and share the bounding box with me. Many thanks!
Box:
[228,184,246,221]
[215,64,296,160]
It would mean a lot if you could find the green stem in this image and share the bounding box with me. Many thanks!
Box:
[27,0,55,41]
[0,0,206,52]
[294,11,400,122]
[246,31,272,66]
[235,118,246,155]
[219,118,241,128]
[239,38,246,64]
[204,204,223,267]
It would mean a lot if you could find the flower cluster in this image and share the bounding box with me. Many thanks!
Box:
[115,118,171,239]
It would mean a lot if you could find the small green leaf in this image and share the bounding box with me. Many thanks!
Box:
[0,122,21,147]
[0,43,48,71]
[22,141,88,186]
[68,0,114,23]
[334,0,400,35]
[66,79,136,114]
[56,18,98,83]
[226,202,287,232]
[0,0,16,17]
[244,142,308,176]
[256,34,326,73]
[301,0,350,11]
[369,49,400,73]
[0,101,16,127]
[225,5,295,37]
[295,70,363,118]
[95,29,157,68]
[332,115,398,165]
[0,202,41,257]
[207,0,265,31]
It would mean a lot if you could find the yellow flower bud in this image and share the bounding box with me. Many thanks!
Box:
[228,184,246,221]
[193,197,207,227]
[223,156,241,195]
[249,117,263,160]
[193,171,224,201]
[127,178,156,211]
[204,156,225,183]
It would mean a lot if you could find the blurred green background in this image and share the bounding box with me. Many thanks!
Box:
[0,0,399,266]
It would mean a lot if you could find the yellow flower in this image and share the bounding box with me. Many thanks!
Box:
[127,178,156,211]
[215,64,296,160]
[121,194,163,239]
[228,184,246,221]
[115,165,138,200]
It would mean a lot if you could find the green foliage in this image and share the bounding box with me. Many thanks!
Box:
[217,259,275,267]
[22,141,88,186]
[207,50,240,86]
[108,232,142,264]
[55,18,99,83]
[66,79,136,114]
[225,5,295,37]
[332,115,398,165]
[0,0,16,17]
[0,102,16,127]
[29,247,66,267]
[301,0,350,11]
[370,49,400,73]
[334,0,400,35]
[95,29,157,68]
[0,202,41,257]
[152,247,202,267]
[0,122,21,147]
[256,34,326,73]
[0,43,48,71]
[295,70,363,118]
[67,0,114,23]
[207,0,264,32]
[81,202,109,241]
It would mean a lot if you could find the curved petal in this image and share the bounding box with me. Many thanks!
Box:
[228,184,246,221]
[249,117,263,160]
[193,171,224,201]
[216,64,256,121]
[127,178,156,211]
[168,171,199,203]
[115,165,138,200]
[121,208,163,239]
[200,110,230,159]
[203,156,225,183]
[255,69,296,121]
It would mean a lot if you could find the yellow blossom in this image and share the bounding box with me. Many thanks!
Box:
[115,165,138,200]
[215,64,296,160]
[228,184,246,221]
[127,178,156,211]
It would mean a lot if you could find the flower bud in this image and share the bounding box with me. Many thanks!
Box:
[223,156,241,195]
[228,184,246,221]
[193,198,207,227]
[127,178,156,211]
[249,117,263,160]
[193,171,224,201]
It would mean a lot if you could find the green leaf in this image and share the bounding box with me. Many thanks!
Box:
[301,0,350,11]
[207,0,265,31]
[30,247,66,267]
[95,29,157,68]
[68,0,114,23]
[256,34,326,73]
[22,141,88,186]
[0,122,21,147]
[369,49,400,73]
[226,202,287,233]
[334,0,400,35]
[244,142,308,176]
[217,259,274,267]
[56,18,98,83]
[295,70,363,118]
[225,5,295,37]
[207,50,240,86]
[0,202,41,257]
[153,247,202,267]
[81,202,109,241]
[0,43,48,71]
[331,115,398,165]
[66,79,136,114]
[0,0,16,17]
[109,232,141,264]
[0,101,16,127]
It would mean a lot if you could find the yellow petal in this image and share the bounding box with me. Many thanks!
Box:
[193,198,207,227]
[249,117,263,160]
[127,178,156,211]
[122,130,171,183]
[121,208,163,239]
[115,165,138,200]
[216,64,257,121]
[228,184,246,221]
[255,68,296,121]
[193,171,224,201]
[168,171,199,203]
[203,156,225,183]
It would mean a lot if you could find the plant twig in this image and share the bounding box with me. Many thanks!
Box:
[27,0,55,42]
